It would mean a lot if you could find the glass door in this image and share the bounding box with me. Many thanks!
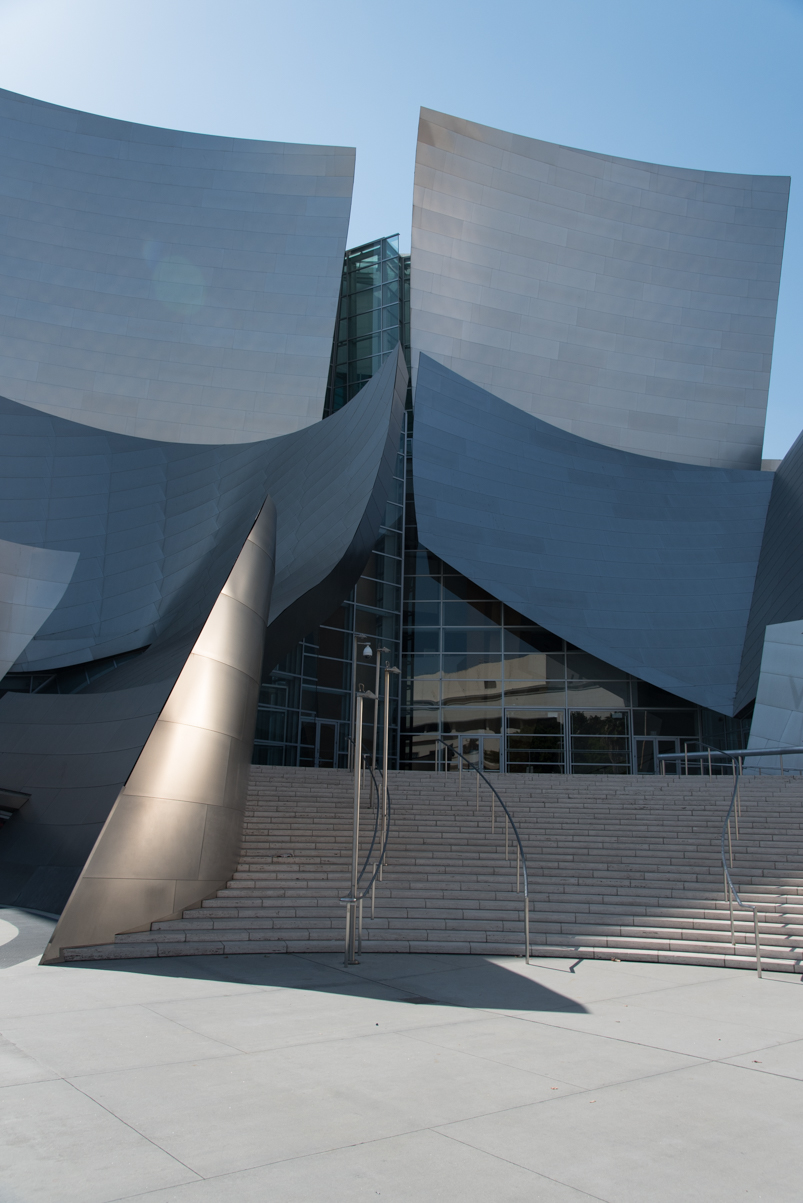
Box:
[635,736,680,774]
[457,734,500,772]
[315,719,339,768]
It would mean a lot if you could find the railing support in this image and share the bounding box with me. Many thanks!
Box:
[344,691,365,966]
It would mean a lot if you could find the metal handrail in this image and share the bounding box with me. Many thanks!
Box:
[357,765,386,890]
[658,745,803,978]
[720,762,763,978]
[437,738,531,963]
[341,763,393,955]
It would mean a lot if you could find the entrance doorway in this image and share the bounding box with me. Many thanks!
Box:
[300,719,343,768]
[635,737,682,774]
[456,734,500,772]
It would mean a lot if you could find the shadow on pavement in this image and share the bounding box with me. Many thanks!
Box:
[0,907,57,968]
[58,950,589,1013]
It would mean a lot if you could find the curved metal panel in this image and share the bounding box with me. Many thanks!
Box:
[736,431,803,711]
[0,394,277,671]
[0,357,405,914]
[745,621,803,772]
[41,499,276,962]
[262,345,408,663]
[0,88,353,443]
[413,355,772,715]
[0,537,78,677]
[411,108,788,469]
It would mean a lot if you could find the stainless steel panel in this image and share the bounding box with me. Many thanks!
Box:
[42,499,276,961]
[411,109,789,470]
[0,88,354,444]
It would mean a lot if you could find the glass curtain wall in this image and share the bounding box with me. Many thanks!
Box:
[253,236,410,768]
[324,236,406,416]
[400,548,703,773]
[254,230,734,775]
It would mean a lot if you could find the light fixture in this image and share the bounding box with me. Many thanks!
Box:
[362,643,374,657]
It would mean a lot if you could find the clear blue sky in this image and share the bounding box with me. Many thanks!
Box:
[0,0,799,456]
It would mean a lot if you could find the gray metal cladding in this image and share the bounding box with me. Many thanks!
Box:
[736,432,803,712]
[745,620,803,772]
[263,344,408,660]
[413,355,772,715]
[0,356,404,915]
[0,88,354,443]
[411,109,788,469]
[0,349,406,673]
[0,537,78,677]
[0,394,276,670]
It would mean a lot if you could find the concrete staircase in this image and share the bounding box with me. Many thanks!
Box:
[64,767,803,971]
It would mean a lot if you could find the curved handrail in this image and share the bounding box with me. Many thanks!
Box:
[721,761,763,978]
[437,738,531,963]
[340,765,392,904]
[658,745,803,978]
[355,767,392,902]
[357,765,382,883]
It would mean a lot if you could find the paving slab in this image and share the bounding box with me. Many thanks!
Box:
[2,952,802,1203]
[3,1003,239,1078]
[0,1079,198,1203]
[437,1060,803,1203]
[117,1128,595,1203]
[148,977,464,1053]
[72,1029,569,1179]
[403,1013,703,1090]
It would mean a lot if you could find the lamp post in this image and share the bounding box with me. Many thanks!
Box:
[350,634,374,772]
[372,646,390,774]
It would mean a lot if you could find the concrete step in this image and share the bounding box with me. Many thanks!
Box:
[62,766,803,969]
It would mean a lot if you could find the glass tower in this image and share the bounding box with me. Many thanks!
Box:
[253,237,410,768]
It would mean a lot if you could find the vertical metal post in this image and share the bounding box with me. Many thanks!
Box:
[708,750,712,778]
[780,754,784,778]
[371,868,376,919]
[370,647,388,776]
[491,788,495,834]
[684,743,689,776]
[516,842,520,892]
[459,751,462,791]
[524,895,530,964]
[381,663,398,877]
[727,817,733,868]
[345,692,364,966]
[725,870,734,943]
[349,634,357,773]
[754,910,762,978]
[505,814,509,861]
[358,896,363,953]
[476,771,479,813]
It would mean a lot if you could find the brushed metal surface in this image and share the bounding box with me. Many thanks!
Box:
[0,355,405,916]
[413,355,772,716]
[0,538,78,677]
[411,109,788,470]
[42,499,276,960]
[737,428,803,711]
[0,88,354,443]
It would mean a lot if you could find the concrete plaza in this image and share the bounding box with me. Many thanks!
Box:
[1,907,801,1202]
